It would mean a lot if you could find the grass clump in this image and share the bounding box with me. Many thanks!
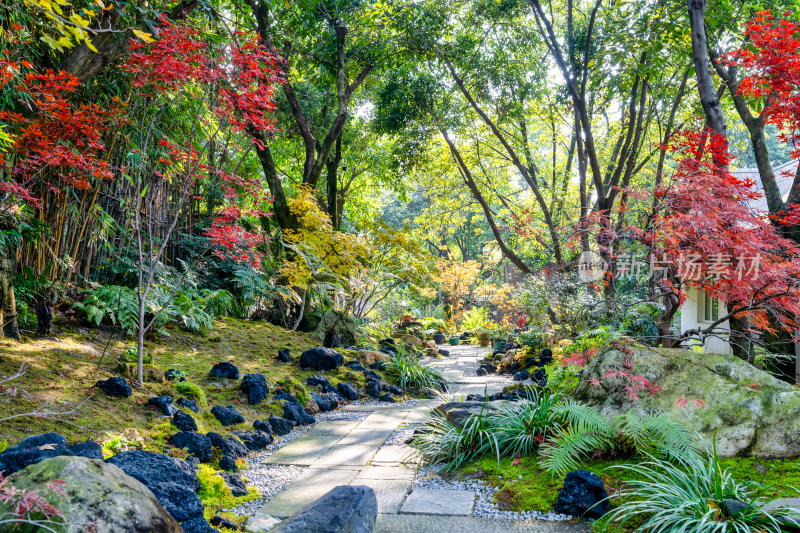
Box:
[598,446,800,533]
[385,349,446,393]
[174,381,207,406]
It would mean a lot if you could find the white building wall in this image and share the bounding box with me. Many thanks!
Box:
[679,287,732,354]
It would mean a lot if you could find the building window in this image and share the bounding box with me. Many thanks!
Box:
[704,292,719,322]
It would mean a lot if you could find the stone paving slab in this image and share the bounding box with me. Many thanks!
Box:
[371,445,419,465]
[355,477,410,514]
[263,435,340,465]
[337,427,395,446]
[257,467,361,518]
[376,515,591,532]
[357,410,409,429]
[305,421,359,437]
[399,488,475,516]
[354,465,416,480]
[308,444,379,467]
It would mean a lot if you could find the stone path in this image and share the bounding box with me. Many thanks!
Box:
[247,344,590,532]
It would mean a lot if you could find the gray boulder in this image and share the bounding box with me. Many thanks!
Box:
[7,456,182,532]
[575,346,800,458]
[271,485,377,533]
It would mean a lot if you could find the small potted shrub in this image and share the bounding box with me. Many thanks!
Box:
[476,330,490,347]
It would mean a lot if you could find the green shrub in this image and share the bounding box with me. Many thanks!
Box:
[461,306,490,332]
[73,284,139,334]
[493,388,560,458]
[518,329,547,349]
[598,445,800,532]
[174,381,207,406]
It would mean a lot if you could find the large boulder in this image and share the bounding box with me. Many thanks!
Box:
[232,430,274,450]
[338,382,358,401]
[553,470,609,519]
[270,485,377,533]
[106,450,204,524]
[6,456,182,532]
[173,410,199,432]
[269,415,296,436]
[300,347,344,371]
[575,346,800,458]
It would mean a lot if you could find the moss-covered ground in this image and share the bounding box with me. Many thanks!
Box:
[0,316,373,447]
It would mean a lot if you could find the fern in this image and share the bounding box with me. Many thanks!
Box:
[553,399,614,435]
[199,289,238,318]
[616,412,701,462]
[539,427,613,476]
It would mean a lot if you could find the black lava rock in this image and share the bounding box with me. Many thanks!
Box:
[553,469,609,519]
[277,349,291,362]
[384,384,403,396]
[210,515,239,530]
[465,394,485,402]
[211,405,245,426]
[365,379,381,398]
[0,433,70,475]
[207,432,248,460]
[177,397,199,412]
[344,360,366,372]
[253,419,272,433]
[67,440,103,460]
[240,373,269,405]
[540,348,554,366]
[439,349,450,357]
[337,382,358,401]
[378,393,396,403]
[379,347,396,357]
[232,430,273,450]
[95,376,132,398]
[218,455,238,472]
[274,390,299,403]
[209,362,239,380]
[148,395,178,416]
[307,375,336,393]
[513,369,530,382]
[174,410,199,432]
[369,362,387,371]
[272,485,377,533]
[268,415,296,436]
[379,338,395,346]
[106,450,203,523]
[180,517,220,533]
[363,369,381,381]
[533,368,548,386]
[165,369,186,382]
[218,472,249,497]
[283,402,315,425]
[479,362,497,374]
[311,392,339,412]
[169,432,213,463]
[476,368,488,377]
[299,347,344,371]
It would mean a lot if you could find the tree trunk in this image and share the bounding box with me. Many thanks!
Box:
[0,253,19,340]
[688,0,727,140]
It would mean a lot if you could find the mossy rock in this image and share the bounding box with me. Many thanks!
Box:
[575,347,800,458]
[5,456,181,532]
[116,362,165,383]
[275,377,311,405]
